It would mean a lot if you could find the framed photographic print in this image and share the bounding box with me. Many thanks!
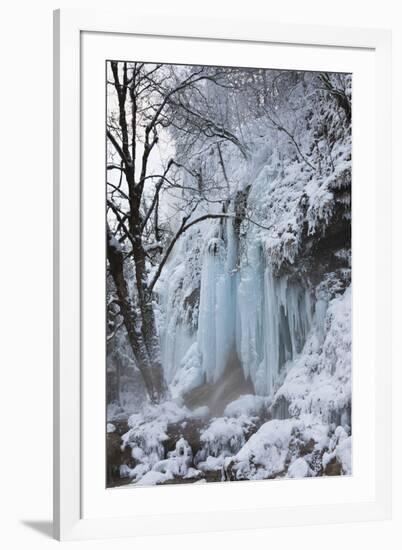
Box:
[54,8,392,540]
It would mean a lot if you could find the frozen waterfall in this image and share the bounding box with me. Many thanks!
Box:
[236,234,313,395]
[161,215,315,399]
[197,220,238,384]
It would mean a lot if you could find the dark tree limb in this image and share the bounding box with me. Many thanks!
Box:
[107,130,130,166]
[140,159,174,232]
[149,213,230,292]
[107,181,130,202]
[107,200,136,252]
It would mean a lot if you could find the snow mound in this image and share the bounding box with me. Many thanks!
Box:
[226,416,331,481]
[227,419,298,480]
[224,394,270,418]
[126,400,192,429]
[287,457,312,479]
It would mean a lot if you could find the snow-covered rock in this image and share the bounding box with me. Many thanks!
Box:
[106,422,116,433]
[224,394,269,418]
[226,419,298,480]
[322,426,352,476]
[136,438,202,485]
[287,457,312,479]
[225,415,331,481]
[122,401,207,484]
[196,416,254,472]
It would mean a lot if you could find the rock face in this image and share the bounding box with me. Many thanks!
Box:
[324,456,342,476]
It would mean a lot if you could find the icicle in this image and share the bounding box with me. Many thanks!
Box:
[236,242,313,396]
[314,298,328,343]
[236,239,265,387]
[197,238,222,382]
[197,221,238,384]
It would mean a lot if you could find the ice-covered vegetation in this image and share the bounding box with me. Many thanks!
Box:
[106,61,352,486]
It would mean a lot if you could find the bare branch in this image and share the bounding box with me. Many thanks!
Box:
[140,159,174,232]
[149,212,230,292]
[107,181,130,202]
[262,107,316,171]
[107,200,135,251]
[107,130,129,165]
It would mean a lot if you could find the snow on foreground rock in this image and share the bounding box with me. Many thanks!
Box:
[223,394,271,418]
[120,401,207,484]
[120,400,260,484]
[135,438,202,486]
[224,416,333,481]
[195,416,256,475]
[322,426,352,475]
[119,394,351,485]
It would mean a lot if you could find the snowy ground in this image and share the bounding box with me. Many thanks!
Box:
[107,284,351,486]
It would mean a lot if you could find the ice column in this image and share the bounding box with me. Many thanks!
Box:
[197,217,238,384]
[236,240,313,395]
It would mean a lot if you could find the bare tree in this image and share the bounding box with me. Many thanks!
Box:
[106,62,245,402]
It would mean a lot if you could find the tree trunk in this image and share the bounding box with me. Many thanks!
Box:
[107,230,166,402]
[130,237,167,401]
[115,359,121,406]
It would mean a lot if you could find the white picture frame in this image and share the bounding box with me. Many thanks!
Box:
[53,8,392,541]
